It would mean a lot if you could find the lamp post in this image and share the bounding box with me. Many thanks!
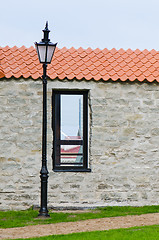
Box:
[35,22,57,217]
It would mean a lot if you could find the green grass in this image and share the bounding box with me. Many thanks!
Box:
[1,205,159,229]
[9,225,159,240]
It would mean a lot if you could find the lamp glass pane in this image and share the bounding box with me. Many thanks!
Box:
[38,45,47,63]
[47,45,56,63]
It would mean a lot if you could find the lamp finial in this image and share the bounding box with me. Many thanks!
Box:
[42,21,50,43]
[45,21,48,30]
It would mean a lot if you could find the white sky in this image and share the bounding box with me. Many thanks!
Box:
[1,0,159,50]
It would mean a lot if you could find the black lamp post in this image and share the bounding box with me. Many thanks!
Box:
[35,22,57,217]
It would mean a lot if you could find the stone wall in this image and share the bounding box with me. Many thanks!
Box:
[1,78,159,210]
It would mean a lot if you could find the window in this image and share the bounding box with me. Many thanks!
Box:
[52,90,90,172]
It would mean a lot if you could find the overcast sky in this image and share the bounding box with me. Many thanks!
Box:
[1,0,159,50]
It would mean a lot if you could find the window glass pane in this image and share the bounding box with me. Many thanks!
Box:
[60,155,83,165]
[61,95,83,140]
[61,145,83,154]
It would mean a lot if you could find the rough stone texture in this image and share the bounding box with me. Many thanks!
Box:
[1,78,159,210]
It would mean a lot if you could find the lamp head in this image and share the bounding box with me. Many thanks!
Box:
[35,22,57,64]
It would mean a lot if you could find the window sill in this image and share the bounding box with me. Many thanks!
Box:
[53,168,91,172]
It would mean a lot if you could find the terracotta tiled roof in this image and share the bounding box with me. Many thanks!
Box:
[1,46,159,82]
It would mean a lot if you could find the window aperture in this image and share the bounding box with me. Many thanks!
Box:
[52,90,90,172]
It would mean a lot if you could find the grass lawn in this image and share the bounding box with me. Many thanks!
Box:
[9,225,159,240]
[1,205,159,228]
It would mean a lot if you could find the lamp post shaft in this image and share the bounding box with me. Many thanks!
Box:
[39,63,50,217]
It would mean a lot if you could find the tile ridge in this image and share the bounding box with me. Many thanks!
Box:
[1,45,159,53]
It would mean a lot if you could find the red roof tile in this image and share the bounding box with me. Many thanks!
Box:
[0,66,4,78]
[1,46,159,82]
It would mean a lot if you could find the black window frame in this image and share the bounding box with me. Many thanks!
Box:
[52,89,91,172]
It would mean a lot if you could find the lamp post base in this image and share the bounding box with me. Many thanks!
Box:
[39,167,50,218]
[38,210,50,218]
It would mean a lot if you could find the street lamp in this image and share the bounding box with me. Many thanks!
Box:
[35,22,57,217]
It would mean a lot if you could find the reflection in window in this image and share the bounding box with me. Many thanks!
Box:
[61,95,83,140]
[61,145,83,164]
